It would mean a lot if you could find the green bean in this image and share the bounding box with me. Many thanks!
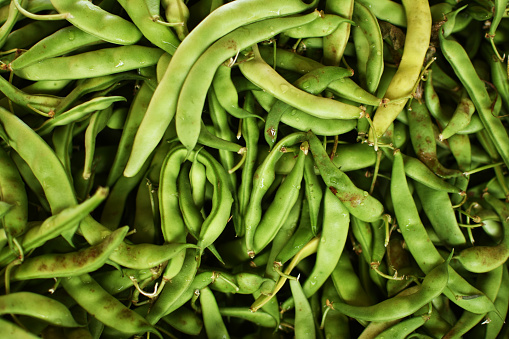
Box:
[353,1,384,94]
[11,226,128,280]
[14,46,164,81]
[374,315,428,339]
[0,291,81,327]
[50,0,142,45]
[243,131,307,257]
[289,278,316,339]
[146,249,200,325]
[0,318,39,339]
[252,146,305,255]
[391,149,496,314]
[303,154,323,236]
[200,287,230,339]
[36,96,126,136]
[334,256,450,322]
[485,265,509,338]
[161,306,203,336]
[240,45,363,120]
[62,273,161,337]
[10,26,102,70]
[322,0,354,66]
[0,0,24,49]
[283,13,353,39]
[368,0,431,143]
[162,0,189,41]
[440,30,509,169]
[356,0,406,27]
[308,131,384,222]
[414,181,467,247]
[126,0,318,176]
[0,145,27,247]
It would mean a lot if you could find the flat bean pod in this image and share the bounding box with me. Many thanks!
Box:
[14,46,164,81]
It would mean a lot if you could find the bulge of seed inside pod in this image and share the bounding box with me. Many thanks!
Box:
[68,31,75,41]
[280,84,289,93]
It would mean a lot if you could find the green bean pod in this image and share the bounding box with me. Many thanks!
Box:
[126,0,319,176]
[290,278,316,339]
[10,26,103,70]
[14,46,164,81]
[11,226,128,280]
[374,315,428,339]
[334,256,450,322]
[252,146,306,255]
[0,145,27,246]
[307,131,384,222]
[0,292,81,327]
[61,273,161,337]
[50,0,142,45]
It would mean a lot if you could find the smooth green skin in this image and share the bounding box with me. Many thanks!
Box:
[212,65,259,120]
[424,69,452,127]
[0,106,78,243]
[259,45,382,106]
[331,142,377,172]
[200,287,230,339]
[83,106,112,180]
[335,257,449,322]
[290,279,316,339]
[36,96,126,136]
[146,249,200,325]
[10,25,102,70]
[239,45,363,120]
[126,0,318,176]
[440,90,476,140]
[176,12,320,153]
[0,318,39,339]
[332,249,373,307]
[283,188,350,312]
[117,0,179,55]
[356,0,406,27]
[440,31,509,170]
[414,181,467,247]
[391,149,496,314]
[11,226,128,280]
[62,273,160,337]
[197,121,243,153]
[52,125,74,177]
[374,316,427,339]
[252,148,305,255]
[303,154,323,236]
[264,66,354,147]
[3,19,66,50]
[211,271,271,294]
[190,153,207,210]
[106,82,153,187]
[244,132,307,257]
[0,146,27,241]
[218,308,277,328]
[93,267,154,295]
[322,0,354,66]
[195,149,234,251]
[161,306,203,336]
[321,279,351,338]
[158,145,188,243]
[308,131,384,222]
[50,0,142,45]
[14,46,164,81]
[0,292,81,327]
[284,14,353,39]
[353,1,384,94]
[178,161,204,238]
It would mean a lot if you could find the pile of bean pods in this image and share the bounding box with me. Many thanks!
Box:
[0,0,509,338]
